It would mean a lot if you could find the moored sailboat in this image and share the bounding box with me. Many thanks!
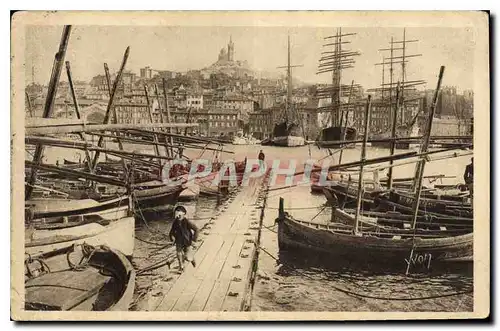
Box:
[271,35,305,147]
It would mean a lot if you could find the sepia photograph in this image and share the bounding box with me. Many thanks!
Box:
[10,11,490,321]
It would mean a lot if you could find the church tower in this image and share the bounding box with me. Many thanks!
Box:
[228,35,234,61]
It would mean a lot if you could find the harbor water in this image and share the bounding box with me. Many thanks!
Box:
[39,143,474,312]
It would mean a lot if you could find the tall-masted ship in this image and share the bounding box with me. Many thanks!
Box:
[271,35,305,147]
[316,28,361,148]
[369,28,426,149]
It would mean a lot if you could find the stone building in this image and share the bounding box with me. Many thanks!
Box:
[350,98,423,135]
[249,109,273,139]
[213,93,255,122]
[186,93,203,110]
[140,66,154,79]
[430,115,472,136]
[218,36,235,62]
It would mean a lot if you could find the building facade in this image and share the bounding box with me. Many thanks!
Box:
[430,115,473,136]
[140,66,154,79]
[186,93,203,109]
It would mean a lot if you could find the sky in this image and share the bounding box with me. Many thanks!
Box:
[25,25,475,92]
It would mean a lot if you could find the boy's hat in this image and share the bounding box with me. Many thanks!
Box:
[174,205,187,214]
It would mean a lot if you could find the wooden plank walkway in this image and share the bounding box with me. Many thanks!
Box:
[155,174,268,311]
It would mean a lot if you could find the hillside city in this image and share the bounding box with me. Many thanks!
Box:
[25,37,474,141]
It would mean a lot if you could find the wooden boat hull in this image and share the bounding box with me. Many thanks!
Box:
[317,126,357,148]
[26,196,130,220]
[260,138,273,146]
[272,136,305,147]
[310,171,346,194]
[178,182,200,201]
[322,184,381,210]
[25,244,135,311]
[381,191,472,218]
[277,214,473,266]
[25,216,135,257]
[133,185,184,209]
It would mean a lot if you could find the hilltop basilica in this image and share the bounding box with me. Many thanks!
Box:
[217,36,235,62]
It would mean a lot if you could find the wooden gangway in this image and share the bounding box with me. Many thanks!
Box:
[152,173,269,312]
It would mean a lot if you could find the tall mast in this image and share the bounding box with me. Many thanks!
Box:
[90,46,130,171]
[316,28,360,128]
[276,34,303,124]
[381,56,385,105]
[369,28,424,132]
[354,95,372,234]
[287,34,292,122]
[411,66,445,228]
[25,91,33,118]
[401,28,407,125]
[25,25,72,200]
[389,37,394,126]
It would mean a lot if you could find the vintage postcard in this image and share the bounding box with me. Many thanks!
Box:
[11,11,489,321]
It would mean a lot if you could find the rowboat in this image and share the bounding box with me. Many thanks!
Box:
[322,181,383,210]
[309,171,344,194]
[26,195,130,220]
[378,190,472,218]
[25,243,135,311]
[132,183,185,209]
[25,214,135,257]
[322,180,472,218]
[276,198,473,268]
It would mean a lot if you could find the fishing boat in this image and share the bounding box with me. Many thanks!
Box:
[310,170,345,194]
[177,180,200,201]
[26,195,131,220]
[132,183,186,209]
[323,180,473,220]
[276,198,473,267]
[322,180,384,211]
[25,243,135,311]
[25,212,135,257]
[378,190,472,218]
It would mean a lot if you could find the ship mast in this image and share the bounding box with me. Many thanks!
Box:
[369,28,425,132]
[316,28,360,129]
[287,34,292,123]
[277,34,303,124]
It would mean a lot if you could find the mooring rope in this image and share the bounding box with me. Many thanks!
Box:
[135,235,169,247]
[132,193,171,240]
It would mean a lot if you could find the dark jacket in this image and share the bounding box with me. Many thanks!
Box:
[464,163,473,184]
[169,217,199,247]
